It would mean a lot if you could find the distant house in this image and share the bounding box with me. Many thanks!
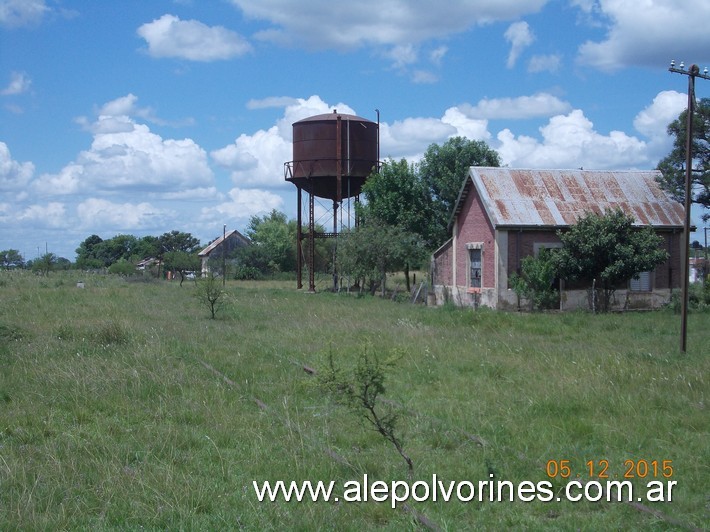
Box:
[136,257,159,271]
[198,229,250,276]
[689,257,708,284]
[431,168,685,311]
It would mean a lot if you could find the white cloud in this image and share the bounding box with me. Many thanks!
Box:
[99,94,139,116]
[212,95,357,188]
[496,109,649,169]
[441,108,491,142]
[385,44,419,69]
[412,70,439,84]
[36,98,213,196]
[246,96,300,110]
[576,0,710,71]
[430,46,448,66]
[231,0,547,50]
[137,14,252,61]
[0,142,34,190]
[458,93,571,120]
[17,202,66,228]
[160,187,221,201]
[200,187,284,225]
[0,0,48,28]
[76,198,170,231]
[633,90,686,140]
[528,54,561,73]
[504,21,534,68]
[212,126,291,188]
[380,117,456,160]
[1,71,32,95]
[633,89,686,161]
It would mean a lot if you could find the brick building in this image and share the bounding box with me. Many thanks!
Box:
[431,168,685,310]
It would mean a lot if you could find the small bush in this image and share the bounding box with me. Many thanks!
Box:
[234,265,262,280]
[194,274,226,319]
[510,248,559,311]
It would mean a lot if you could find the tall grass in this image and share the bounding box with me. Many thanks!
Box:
[0,270,707,530]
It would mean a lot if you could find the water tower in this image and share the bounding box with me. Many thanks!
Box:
[285,110,380,291]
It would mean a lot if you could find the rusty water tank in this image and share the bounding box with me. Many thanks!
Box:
[286,111,379,200]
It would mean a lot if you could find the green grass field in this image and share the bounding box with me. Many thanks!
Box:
[0,271,708,530]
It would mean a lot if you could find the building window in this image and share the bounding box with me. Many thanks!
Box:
[630,271,652,291]
[469,248,482,289]
[533,242,563,256]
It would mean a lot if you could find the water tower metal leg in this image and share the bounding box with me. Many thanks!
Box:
[333,199,338,292]
[309,190,315,292]
[296,187,302,289]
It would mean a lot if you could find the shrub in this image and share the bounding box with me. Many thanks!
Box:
[509,248,559,311]
[233,265,262,280]
[194,274,225,319]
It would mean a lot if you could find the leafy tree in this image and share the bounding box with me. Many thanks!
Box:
[418,137,501,246]
[656,97,710,222]
[360,159,435,290]
[32,252,57,276]
[509,248,559,311]
[158,230,201,254]
[100,234,139,265]
[163,250,201,286]
[108,259,137,276]
[553,209,669,312]
[75,234,105,269]
[55,257,72,270]
[133,236,160,261]
[337,221,426,296]
[361,159,435,242]
[242,210,297,273]
[0,249,24,269]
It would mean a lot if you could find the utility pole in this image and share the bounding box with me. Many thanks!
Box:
[668,61,710,353]
[222,224,226,287]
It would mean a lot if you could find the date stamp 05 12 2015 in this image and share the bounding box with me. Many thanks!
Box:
[545,459,674,480]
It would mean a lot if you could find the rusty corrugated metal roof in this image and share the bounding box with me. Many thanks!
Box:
[465,168,685,228]
[198,229,250,257]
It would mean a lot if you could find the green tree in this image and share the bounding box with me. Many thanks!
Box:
[108,259,137,276]
[656,97,710,222]
[32,252,57,276]
[75,234,105,269]
[158,230,201,254]
[418,136,501,246]
[240,210,298,274]
[133,236,160,261]
[100,234,139,265]
[509,248,559,311]
[359,159,434,290]
[0,249,24,269]
[163,250,201,286]
[338,221,426,296]
[361,159,435,242]
[553,209,668,312]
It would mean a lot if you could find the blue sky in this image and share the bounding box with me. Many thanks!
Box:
[2,0,710,260]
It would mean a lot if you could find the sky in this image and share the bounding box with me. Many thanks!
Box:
[2,0,710,260]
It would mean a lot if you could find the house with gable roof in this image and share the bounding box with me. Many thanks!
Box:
[198,229,250,276]
[431,168,686,311]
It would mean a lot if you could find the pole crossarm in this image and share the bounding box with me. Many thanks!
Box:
[669,62,710,81]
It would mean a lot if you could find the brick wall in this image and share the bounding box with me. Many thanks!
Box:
[454,187,495,288]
